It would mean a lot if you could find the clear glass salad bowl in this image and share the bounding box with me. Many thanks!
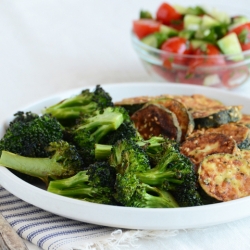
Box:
[131,3,250,89]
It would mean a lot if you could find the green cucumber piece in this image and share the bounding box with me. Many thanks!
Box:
[141,32,168,48]
[190,39,210,49]
[205,7,230,24]
[160,25,178,36]
[173,4,205,15]
[184,14,202,31]
[201,15,220,28]
[179,30,195,39]
[217,33,243,61]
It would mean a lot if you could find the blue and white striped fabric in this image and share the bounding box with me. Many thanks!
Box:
[0,186,119,250]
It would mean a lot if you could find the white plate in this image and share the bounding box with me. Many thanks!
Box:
[1,82,250,230]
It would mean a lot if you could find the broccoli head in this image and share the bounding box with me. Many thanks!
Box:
[47,161,117,205]
[0,140,85,185]
[109,139,178,208]
[71,106,132,166]
[109,138,202,207]
[43,85,113,126]
[137,139,203,207]
[0,111,64,157]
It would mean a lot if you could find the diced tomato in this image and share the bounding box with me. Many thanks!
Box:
[169,20,184,31]
[241,43,250,51]
[229,22,250,45]
[229,22,250,36]
[188,44,225,70]
[133,19,161,39]
[156,2,182,25]
[161,37,190,65]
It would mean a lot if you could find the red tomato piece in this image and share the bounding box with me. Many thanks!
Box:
[229,22,250,46]
[188,44,225,70]
[161,37,190,65]
[156,2,182,25]
[133,19,161,39]
[229,22,250,36]
[241,43,250,51]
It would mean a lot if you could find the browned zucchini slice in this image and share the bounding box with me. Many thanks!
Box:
[193,105,242,129]
[115,96,154,116]
[168,94,224,110]
[149,98,194,142]
[180,133,239,172]
[239,114,250,128]
[198,153,250,201]
[205,123,250,149]
[237,149,250,162]
[130,103,182,141]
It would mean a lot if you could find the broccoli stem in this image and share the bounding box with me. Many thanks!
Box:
[76,110,124,132]
[0,151,72,185]
[135,153,181,186]
[47,171,96,198]
[95,136,167,160]
[95,144,112,159]
[45,103,97,120]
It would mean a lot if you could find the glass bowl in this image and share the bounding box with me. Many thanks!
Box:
[131,3,250,89]
[131,32,250,89]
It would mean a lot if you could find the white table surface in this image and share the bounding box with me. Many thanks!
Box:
[1,0,250,249]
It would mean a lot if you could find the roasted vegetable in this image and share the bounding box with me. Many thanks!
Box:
[180,133,239,172]
[149,97,194,141]
[131,103,182,141]
[202,123,250,149]
[193,106,242,129]
[198,153,250,201]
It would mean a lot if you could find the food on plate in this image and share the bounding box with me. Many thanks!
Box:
[132,2,250,87]
[0,85,250,208]
[198,153,250,201]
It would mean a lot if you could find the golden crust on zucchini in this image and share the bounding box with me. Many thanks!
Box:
[130,103,182,141]
[239,114,250,128]
[148,97,194,141]
[198,153,250,201]
[180,133,239,172]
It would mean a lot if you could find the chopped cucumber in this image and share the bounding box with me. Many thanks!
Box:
[141,32,168,48]
[160,25,178,37]
[179,30,195,40]
[190,40,210,49]
[201,15,220,28]
[173,4,205,15]
[172,4,187,14]
[204,7,230,24]
[217,33,243,61]
[184,14,202,31]
[203,74,222,86]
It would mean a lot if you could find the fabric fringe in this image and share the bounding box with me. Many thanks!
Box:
[73,229,179,250]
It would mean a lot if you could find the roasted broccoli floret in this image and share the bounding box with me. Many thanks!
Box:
[43,85,113,126]
[0,140,85,185]
[137,140,203,207]
[71,106,133,166]
[126,183,179,208]
[108,139,178,208]
[47,161,117,205]
[109,138,202,207]
[0,111,64,157]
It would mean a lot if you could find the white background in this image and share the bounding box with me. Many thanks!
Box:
[1,0,250,249]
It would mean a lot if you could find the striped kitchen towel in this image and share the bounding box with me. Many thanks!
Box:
[0,187,178,250]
